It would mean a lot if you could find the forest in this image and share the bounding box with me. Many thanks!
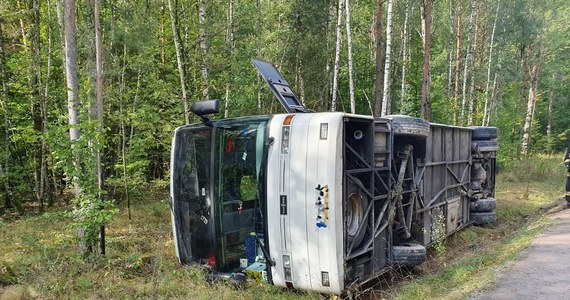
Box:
[0,0,569,255]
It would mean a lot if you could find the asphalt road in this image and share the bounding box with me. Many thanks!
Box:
[468,206,570,300]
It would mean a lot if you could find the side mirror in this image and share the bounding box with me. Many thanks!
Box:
[191,99,219,124]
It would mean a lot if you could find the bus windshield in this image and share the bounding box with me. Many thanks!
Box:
[213,117,269,271]
[171,116,269,272]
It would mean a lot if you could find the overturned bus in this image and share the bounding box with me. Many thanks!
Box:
[170,59,498,295]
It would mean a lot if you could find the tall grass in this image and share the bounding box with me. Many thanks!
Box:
[0,190,320,299]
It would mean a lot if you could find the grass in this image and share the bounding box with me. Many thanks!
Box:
[0,188,320,299]
[0,154,567,299]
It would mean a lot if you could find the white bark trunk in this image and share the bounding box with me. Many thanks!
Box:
[198,0,209,100]
[224,0,234,118]
[0,24,13,206]
[167,0,189,124]
[546,79,553,138]
[256,0,262,110]
[460,0,476,125]
[331,0,344,112]
[487,72,498,125]
[445,0,454,123]
[55,0,67,78]
[400,0,410,114]
[482,0,500,125]
[345,0,355,114]
[521,64,538,157]
[467,0,479,126]
[381,0,394,116]
[64,0,80,145]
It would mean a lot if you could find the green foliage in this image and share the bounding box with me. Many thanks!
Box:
[47,120,117,253]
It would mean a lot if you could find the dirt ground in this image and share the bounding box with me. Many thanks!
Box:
[467,206,570,300]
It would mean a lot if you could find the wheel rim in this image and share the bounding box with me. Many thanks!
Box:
[347,192,364,236]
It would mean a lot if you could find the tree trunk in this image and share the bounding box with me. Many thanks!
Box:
[467,0,479,126]
[399,0,410,114]
[44,0,54,206]
[420,0,432,121]
[224,0,234,118]
[322,1,335,111]
[487,72,498,125]
[445,0,455,123]
[119,42,131,220]
[453,0,462,125]
[55,0,67,78]
[17,0,29,48]
[546,88,553,141]
[256,0,262,111]
[460,0,476,126]
[0,24,14,209]
[482,0,500,126]
[331,0,344,112]
[197,0,209,100]
[93,0,105,256]
[64,0,83,252]
[516,47,531,159]
[167,0,189,124]
[521,60,541,157]
[345,0,355,114]
[161,0,166,70]
[381,0,394,116]
[373,0,384,117]
[27,0,45,212]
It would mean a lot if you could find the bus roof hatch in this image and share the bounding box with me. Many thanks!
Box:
[253,59,308,113]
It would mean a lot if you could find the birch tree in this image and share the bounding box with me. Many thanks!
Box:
[460,0,476,125]
[257,0,262,110]
[331,0,344,111]
[445,0,455,122]
[27,0,46,211]
[400,0,410,114]
[0,24,13,209]
[63,0,80,208]
[467,0,479,126]
[482,0,500,125]
[167,0,189,124]
[198,0,209,100]
[224,0,235,118]
[373,0,383,116]
[521,57,542,156]
[93,0,106,255]
[345,0,355,114]
[381,0,394,116]
[420,0,433,121]
[453,0,462,125]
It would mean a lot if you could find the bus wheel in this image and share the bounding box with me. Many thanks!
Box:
[470,197,497,212]
[470,126,499,140]
[384,115,430,139]
[393,243,427,266]
[346,178,369,249]
[471,211,497,225]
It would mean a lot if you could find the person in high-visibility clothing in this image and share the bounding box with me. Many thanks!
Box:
[566,144,570,205]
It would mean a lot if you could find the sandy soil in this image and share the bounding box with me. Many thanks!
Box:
[467,207,570,300]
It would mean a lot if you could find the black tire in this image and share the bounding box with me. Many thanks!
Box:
[346,178,369,248]
[471,211,497,225]
[393,243,427,266]
[385,115,430,138]
[470,126,499,140]
[474,140,498,152]
[470,197,497,212]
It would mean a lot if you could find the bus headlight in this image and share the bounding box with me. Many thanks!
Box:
[281,127,290,154]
